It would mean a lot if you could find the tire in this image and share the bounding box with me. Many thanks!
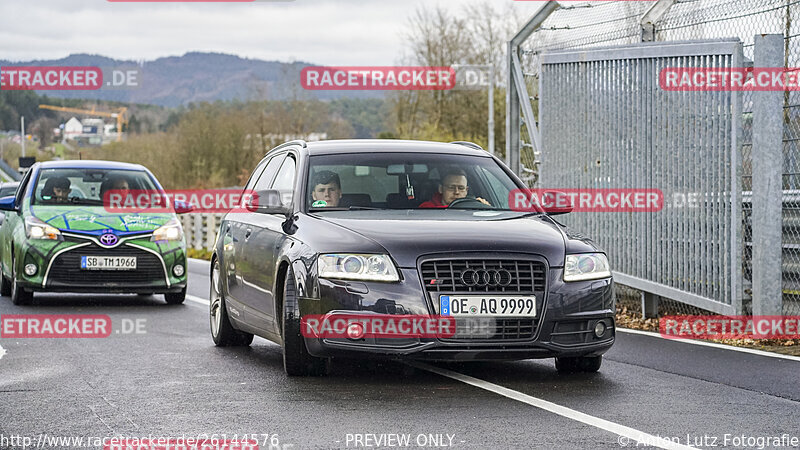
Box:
[555,355,602,373]
[281,266,328,376]
[164,287,186,305]
[10,258,33,306]
[209,260,253,347]
[0,268,11,297]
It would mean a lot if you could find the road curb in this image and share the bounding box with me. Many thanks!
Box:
[617,327,800,362]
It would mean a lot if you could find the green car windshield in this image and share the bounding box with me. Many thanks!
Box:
[31,168,158,206]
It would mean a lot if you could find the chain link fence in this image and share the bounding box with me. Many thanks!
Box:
[515,0,800,316]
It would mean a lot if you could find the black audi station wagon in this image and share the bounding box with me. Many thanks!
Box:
[209,139,614,376]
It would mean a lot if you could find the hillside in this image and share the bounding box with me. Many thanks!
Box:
[0,52,385,107]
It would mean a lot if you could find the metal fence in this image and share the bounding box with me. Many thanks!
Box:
[538,40,744,315]
[508,0,800,315]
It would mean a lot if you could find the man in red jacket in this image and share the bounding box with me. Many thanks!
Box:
[419,168,490,208]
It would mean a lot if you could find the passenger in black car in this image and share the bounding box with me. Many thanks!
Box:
[310,170,343,207]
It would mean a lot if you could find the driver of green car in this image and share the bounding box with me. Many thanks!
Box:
[419,168,490,208]
[41,176,71,204]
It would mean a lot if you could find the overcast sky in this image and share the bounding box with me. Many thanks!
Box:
[0,0,541,65]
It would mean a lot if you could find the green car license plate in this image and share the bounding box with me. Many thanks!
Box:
[80,256,137,271]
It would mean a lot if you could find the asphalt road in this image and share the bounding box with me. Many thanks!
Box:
[0,260,798,450]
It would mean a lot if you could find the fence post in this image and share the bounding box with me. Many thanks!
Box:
[506,2,558,176]
[641,292,659,319]
[191,214,202,250]
[640,0,676,42]
[506,41,520,173]
[751,34,784,316]
[206,214,217,251]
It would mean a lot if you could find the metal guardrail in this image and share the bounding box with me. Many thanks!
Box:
[179,213,223,251]
[537,40,744,316]
[510,1,800,316]
[0,158,21,182]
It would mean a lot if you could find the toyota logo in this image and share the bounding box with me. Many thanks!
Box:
[460,269,513,287]
[99,233,118,246]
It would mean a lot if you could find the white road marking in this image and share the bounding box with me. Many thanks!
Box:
[0,343,6,360]
[617,327,800,363]
[411,362,695,450]
[186,294,210,306]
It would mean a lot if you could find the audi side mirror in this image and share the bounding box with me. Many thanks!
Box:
[541,190,574,215]
[174,200,194,214]
[254,189,291,216]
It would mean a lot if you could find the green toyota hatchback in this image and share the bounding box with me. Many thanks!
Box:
[0,160,188,305]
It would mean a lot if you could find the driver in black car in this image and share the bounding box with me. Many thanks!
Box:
[419,168,490,208]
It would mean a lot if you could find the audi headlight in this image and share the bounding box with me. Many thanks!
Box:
[318,254,399,282]
[25,216,62,240]
[564,253,611,282]
[151,218,184,242]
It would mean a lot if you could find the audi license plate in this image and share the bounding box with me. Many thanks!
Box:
[80,256,137,270]
[439,295,536,317]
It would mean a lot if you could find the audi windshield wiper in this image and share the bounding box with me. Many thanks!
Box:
[309,206,382,212]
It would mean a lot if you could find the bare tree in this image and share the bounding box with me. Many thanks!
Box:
[390,2,518,153]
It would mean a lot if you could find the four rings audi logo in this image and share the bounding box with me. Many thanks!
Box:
[460,269,513,287]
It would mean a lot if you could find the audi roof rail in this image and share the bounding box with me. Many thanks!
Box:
[449,141,484,151]
[268,139,308,154]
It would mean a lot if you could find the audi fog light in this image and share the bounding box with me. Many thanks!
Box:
[173,264,185,277]
[318,254,399,282]
[24,264,37,276]
[563,253,611,282]
[346,323,365,340]
[594,321,607,338]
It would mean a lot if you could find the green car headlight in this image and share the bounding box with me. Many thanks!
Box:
[564,253,611,282]
[151,218,184,242]
[318,254,399,282]
[25,216,62,240]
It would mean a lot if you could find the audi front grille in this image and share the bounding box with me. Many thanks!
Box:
[419,257,547,342]
[420,258,547,293]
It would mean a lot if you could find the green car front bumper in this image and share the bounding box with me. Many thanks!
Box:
[14,234,186,294]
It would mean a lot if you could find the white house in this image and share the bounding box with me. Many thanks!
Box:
[63,117,83,139]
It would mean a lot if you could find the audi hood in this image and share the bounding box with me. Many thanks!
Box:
[306,210,571,268]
